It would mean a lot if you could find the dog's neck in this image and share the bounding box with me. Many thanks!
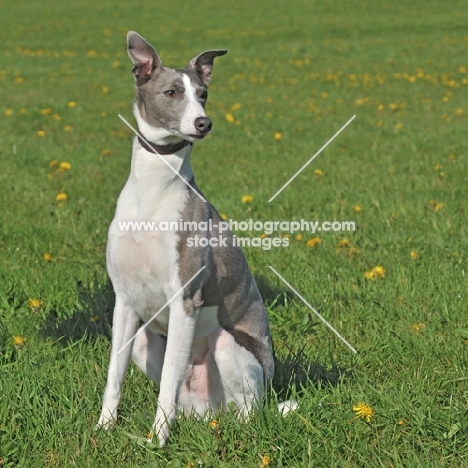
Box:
[137,135,192,155]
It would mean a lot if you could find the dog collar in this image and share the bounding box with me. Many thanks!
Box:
[138,136,192,155]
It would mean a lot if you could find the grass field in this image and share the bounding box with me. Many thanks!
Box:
[1,0,468,466]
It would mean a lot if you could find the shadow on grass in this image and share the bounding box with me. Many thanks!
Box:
[40,280,115,345]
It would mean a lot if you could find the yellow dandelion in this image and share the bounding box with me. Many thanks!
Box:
[102,85,109,94]
[59,161,72,171]
[13,336,27,348]
[241,194,253,204]
[112,61,120,68]
[410,251,417,259]
[377,104,384,111]
[90,315,99,322]
[64,125,72,131]
[449,154,456,161]
[377,120,383,126]
[5,109,13,116]
[56,193,68,202]
[373,266,385,278]
[274,132,282,140]
[306,237,321,248]
[364,265,385,280]
[102,148,111,156]
[147,431,153,439]
[337,238,350,248]
[68,101,77,108]
[455,108,463,116]
[14,76,24,83]
[434,202,443,212]
[349,247,360,256]
[230,102,242,111]
[413,322,425,333]
[225,112,235,123]
[49,160,58,168]
[398,419,408,426]
[43,253,53,262]
[37,130,46,137]
[434,163,442,171]
[353,205,362,212]
[260,233,268,239]
[314,168,323,176]
[352,402,375,422]
[219,212,228,220]
[52,113,62,121]
[101,111,107,117]
[29,298,43,310]
[395,122,403,130]
[19,108,27,114]
[295,234,303,241]
[260,454,271,467]
[40,108,53,115]
[209,419,219,429]
[443,96,449,103]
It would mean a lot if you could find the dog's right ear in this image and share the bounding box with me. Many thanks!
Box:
[127,31,162,85]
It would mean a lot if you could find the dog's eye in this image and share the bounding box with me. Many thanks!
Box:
[165,90,176,97]
[200,91,208,100]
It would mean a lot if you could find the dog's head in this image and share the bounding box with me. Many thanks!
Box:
[127,31,227,145]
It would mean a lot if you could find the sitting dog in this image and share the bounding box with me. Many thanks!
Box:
[96,31,274,447]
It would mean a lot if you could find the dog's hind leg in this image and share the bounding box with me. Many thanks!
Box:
[209,327,264,415]
[132,328,166,385]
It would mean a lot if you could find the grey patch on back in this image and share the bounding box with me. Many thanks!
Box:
[176,180,275,380]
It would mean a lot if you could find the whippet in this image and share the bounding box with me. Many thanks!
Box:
[96,31,274,447]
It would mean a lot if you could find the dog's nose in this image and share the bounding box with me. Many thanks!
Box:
[194,117,212,134]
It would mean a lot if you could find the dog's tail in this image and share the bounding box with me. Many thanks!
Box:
[277,399,299,417]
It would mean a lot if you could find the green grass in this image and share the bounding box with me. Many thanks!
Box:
[1,0,468,466]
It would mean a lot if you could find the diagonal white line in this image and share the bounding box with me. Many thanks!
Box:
[268,115,356,202]
[268,265,357,354]
[117,266,207,354]
[118,114,207,203]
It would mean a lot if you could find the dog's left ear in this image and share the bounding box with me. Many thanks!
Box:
[188,50,228,85]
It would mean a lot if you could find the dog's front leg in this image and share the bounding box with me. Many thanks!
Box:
[97,295,140,429]
[152,296,198,447]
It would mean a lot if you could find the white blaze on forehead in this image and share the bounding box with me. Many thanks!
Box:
[179,73,206,136]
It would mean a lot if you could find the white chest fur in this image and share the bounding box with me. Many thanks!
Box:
[106,142,191,334]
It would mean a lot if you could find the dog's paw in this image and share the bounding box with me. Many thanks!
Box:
[95,413,117,432]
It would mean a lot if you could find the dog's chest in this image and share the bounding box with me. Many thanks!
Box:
[107,148,190,333]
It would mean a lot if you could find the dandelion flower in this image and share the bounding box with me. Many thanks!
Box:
[14,76,24,83]
[352,402,375,422]
[225,112,235,123]
[274,132,282,140]
[295,233,303,241]
[59,161,72,171]
[43,253,53,262]
[353,205,361,212]
[364,265,385,280]
[90,315,99,322]
[241,195,253,204]
[413,322,425,333]
[410,251,417,259]
[49,160,58,168]
[102,86,109,94]
[40,108,53,115]
[260,454,271,467]
[314,168,323,176]
[68,101,77,108]
[52,113,62,121]
[337,238,350,248]
[64,125,72,131]
[29,298,43,310]
[209,419,219,429]
[397,419,408,425]
[56,193,68,202]
[13,336,27,349]
[306,237,321,248]
[37,130,46,137]
[102,149,111,156]
[230,102,242,111]
[5,109,13,116]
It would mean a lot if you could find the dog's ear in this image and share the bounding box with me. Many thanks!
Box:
[127,31,162,84]
[188,50,228,85]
